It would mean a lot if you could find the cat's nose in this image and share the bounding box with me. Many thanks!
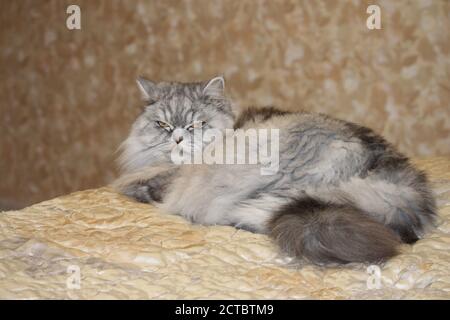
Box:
[175,136,184,144]
[172,128,185,144]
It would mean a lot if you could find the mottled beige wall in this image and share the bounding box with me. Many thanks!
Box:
[1,0,449,208]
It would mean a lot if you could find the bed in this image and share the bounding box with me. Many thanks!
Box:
[1,158,449,299]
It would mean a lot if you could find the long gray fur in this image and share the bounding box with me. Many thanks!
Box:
[113,76,436,265]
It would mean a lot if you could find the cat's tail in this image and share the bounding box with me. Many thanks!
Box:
[268,197,401,265]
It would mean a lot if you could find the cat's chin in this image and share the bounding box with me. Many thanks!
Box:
[171,143,191,155]
[169,142,206,165]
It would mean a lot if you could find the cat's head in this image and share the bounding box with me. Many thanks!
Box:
[119,76,234,173]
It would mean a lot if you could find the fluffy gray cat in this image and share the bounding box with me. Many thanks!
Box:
[113,76,436,265]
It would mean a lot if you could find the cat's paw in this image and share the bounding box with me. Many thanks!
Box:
[122,183,153,203]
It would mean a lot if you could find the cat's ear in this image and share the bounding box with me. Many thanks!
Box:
[202,76,225,98]
[136,77,159,103]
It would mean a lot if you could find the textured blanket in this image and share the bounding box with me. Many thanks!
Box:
[1,158,449,299]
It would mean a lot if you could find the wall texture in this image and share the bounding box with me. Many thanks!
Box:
[1,0,449,208]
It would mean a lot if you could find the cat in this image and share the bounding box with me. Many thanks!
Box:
[113,76,436,265]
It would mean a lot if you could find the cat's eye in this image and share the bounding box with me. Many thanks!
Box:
[186,121,206,131]
[156,121,173,131]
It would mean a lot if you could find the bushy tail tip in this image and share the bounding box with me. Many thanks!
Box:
[269,198,401,265]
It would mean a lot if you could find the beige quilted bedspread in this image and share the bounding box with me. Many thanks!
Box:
[1,158,449,299]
